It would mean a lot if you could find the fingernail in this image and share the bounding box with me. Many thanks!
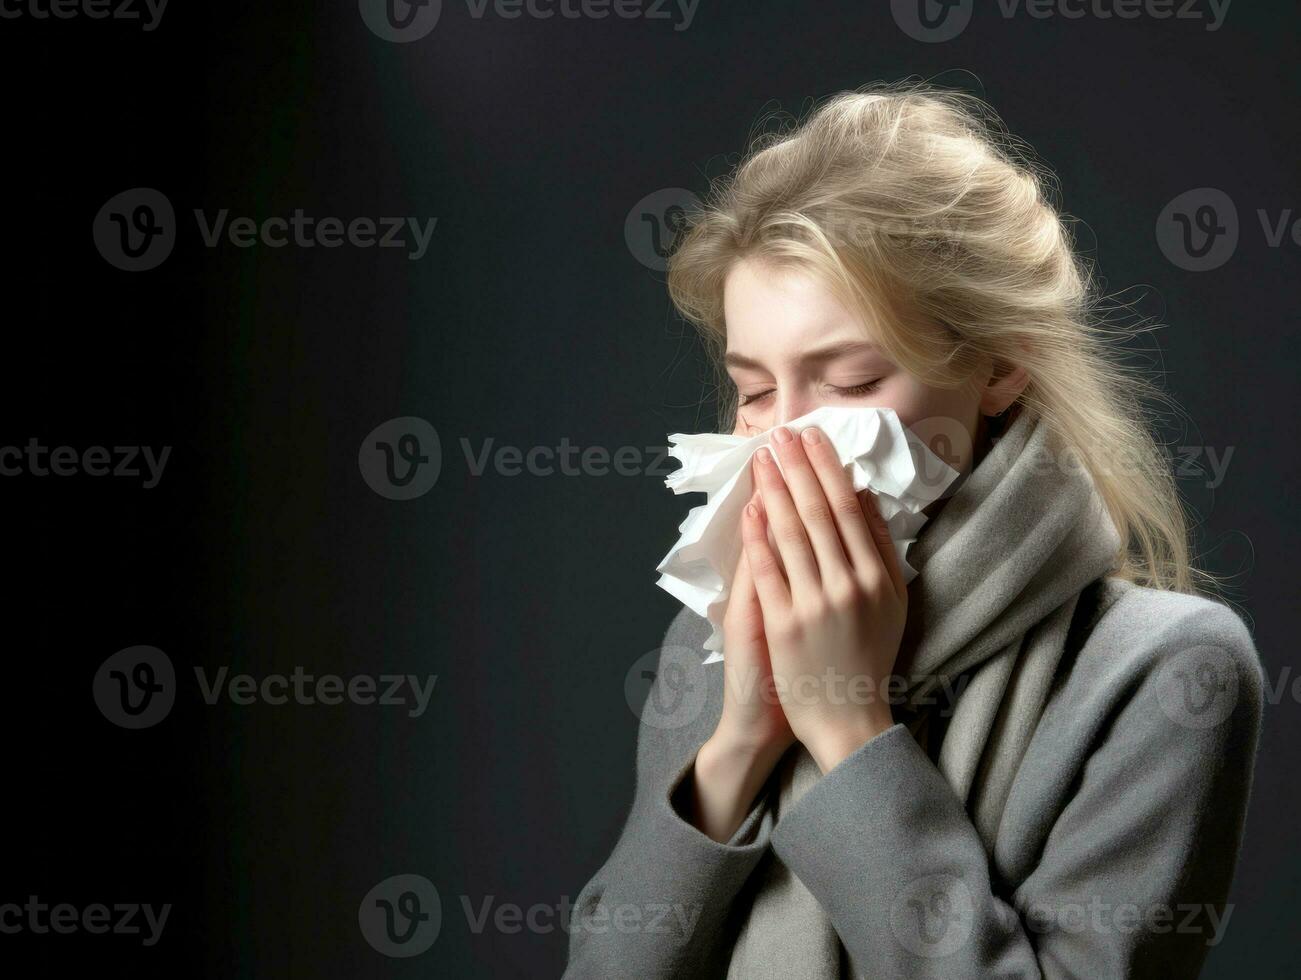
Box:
[771,426,793,444]
[756,447,774,465]
[801,427,821,445]
[745,503,758,519]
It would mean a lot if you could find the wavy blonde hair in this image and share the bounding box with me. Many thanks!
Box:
[666,79,1210,594]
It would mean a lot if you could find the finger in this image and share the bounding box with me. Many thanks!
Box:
[769,426,853,588]
[752,445,821,600]
[741,496,791,612]
[725,513,765,647]
[861,489,907,599]
[799,425,881,575]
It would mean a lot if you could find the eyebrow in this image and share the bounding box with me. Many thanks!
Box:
[723,339,881,371]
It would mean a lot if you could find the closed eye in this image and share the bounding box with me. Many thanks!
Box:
[830,379,882,397]
[736,379,881,406]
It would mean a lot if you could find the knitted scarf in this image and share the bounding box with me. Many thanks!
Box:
[725,407,1123,979]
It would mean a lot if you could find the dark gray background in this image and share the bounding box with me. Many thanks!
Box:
[3,1,1295,976]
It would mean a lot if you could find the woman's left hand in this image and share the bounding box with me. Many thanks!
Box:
[740,424,909,773]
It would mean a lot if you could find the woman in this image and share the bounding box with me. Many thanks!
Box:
[564,82,1262,979]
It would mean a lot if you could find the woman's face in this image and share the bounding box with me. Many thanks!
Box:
[722,257,1014,479]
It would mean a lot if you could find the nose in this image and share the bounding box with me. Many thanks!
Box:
[776,389,819,428]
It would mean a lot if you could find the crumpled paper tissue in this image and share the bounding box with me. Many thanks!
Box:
[654,406,962,664]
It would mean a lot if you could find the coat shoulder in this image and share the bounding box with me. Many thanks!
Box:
[1079,577,1263,710]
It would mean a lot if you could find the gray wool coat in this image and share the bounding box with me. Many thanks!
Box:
[563,578,1263,979]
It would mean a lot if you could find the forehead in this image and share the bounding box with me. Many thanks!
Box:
[722,257,875,357]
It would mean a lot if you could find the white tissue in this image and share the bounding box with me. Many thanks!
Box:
[654,406,962,664]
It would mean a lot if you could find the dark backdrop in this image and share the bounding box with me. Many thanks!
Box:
[3,1,1296,976]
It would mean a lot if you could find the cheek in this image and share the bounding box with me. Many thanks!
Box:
[872,376,956,426]
[887,386,981,474]
[872,380,931,431]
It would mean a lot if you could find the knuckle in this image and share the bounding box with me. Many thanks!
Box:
[768,614,799,644]
[858,567,887,598]
[827,578,861,610]
[831,491,863,519]
[776,522,808,548]
[795,593,828,622]
[750,550,783,579]
[799,499,834,527]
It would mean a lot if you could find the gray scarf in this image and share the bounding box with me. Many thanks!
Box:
[726,407,1122,979]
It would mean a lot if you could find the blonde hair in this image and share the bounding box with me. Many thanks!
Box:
[666,79,1211,594]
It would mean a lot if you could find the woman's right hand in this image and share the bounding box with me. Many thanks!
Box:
[715,526,797,755]
[686,494,795,842]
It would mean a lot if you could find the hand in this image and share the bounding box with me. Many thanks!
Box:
[741,424,908,773]
[715,531,797,758]
[689,523,795,843]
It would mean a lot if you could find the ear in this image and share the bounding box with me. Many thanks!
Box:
[978,359,1030,416]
